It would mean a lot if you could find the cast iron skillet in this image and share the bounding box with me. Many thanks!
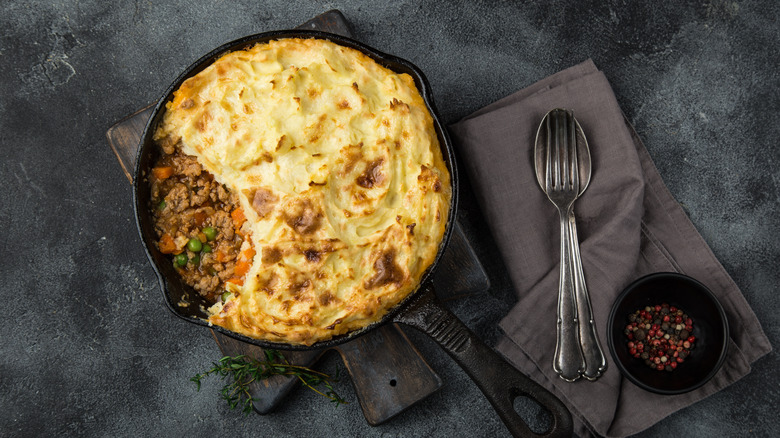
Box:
[133,29,572,438]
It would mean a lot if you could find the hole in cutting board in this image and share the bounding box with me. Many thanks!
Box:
[512,395,552,435]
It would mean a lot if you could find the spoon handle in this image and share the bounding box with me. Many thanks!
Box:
[553,207,585,382]
[567,210,607,380]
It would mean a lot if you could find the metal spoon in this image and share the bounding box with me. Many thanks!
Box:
[534,108,607,381]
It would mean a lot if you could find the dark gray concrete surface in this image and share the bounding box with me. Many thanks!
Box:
[1,1,777,437]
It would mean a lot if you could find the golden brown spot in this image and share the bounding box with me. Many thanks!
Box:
[308,114,328,143]
[262,247,282,265]
[216,64,227,76]
[308,180,326,186]
[307,88,319,98]
[353,192,367,203]
[195,111,212,132]
[283,317,301,325]
[406,223,416,235]
[239,89,244,98]
[244,187,278,218]
[341,143,363,174]
[290,279,311,300]
[382,119,390,127]
[222,300,236,313]
[259,273,279,296]
[319,291,335,306]
[396,215,402,223]
[352,82,359,92]
[418,165,442,192]
[365,250,405,289]
[284,199,323,235]
[262,152,273,163]
[326,318,343,330]
[435,209,441,222]
[270,79,276,88]
[356,159,385,189]
[389,98,410,113]
[304,249,321,263]
[180,99,195,109]
[276,135,287,151]
[394,140,401,150]
[343,210,352,218]
[337,100,350,110]
[293,96,301,103]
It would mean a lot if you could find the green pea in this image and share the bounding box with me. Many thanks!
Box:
[157,200,167,210]
[222,292,232,302]
[174,254,187,267]
[190,255,200,265]
[202,226,217,241]
[202,244,212,253]
[187,238,202,252]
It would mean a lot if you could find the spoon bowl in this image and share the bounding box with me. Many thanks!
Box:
[534,110,592,196]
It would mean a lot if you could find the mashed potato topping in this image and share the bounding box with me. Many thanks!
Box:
[153,38,450,345]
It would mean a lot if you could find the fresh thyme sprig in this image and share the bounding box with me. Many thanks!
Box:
[191,350,347,415]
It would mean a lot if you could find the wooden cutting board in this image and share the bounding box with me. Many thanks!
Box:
[107,9,489,426]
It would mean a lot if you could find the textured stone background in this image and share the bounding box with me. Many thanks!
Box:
[1,1,777,437]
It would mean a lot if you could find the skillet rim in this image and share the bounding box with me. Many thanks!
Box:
[132,29,459,351]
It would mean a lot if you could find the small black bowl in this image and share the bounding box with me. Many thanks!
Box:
[607,272,729,395]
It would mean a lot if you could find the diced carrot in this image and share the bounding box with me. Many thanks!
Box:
[158,234,178,254]
[234,260,251,276]
[241,247,256,260]
[231,208,246,228]
[226,277,244,286]
[216,250,227,263]
[152,166,174,180]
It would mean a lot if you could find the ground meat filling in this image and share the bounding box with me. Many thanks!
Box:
[150,142,245,303]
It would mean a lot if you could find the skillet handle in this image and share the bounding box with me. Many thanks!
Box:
[394,284,573,438]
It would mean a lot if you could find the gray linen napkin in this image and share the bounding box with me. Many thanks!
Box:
[449,60,771,438]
